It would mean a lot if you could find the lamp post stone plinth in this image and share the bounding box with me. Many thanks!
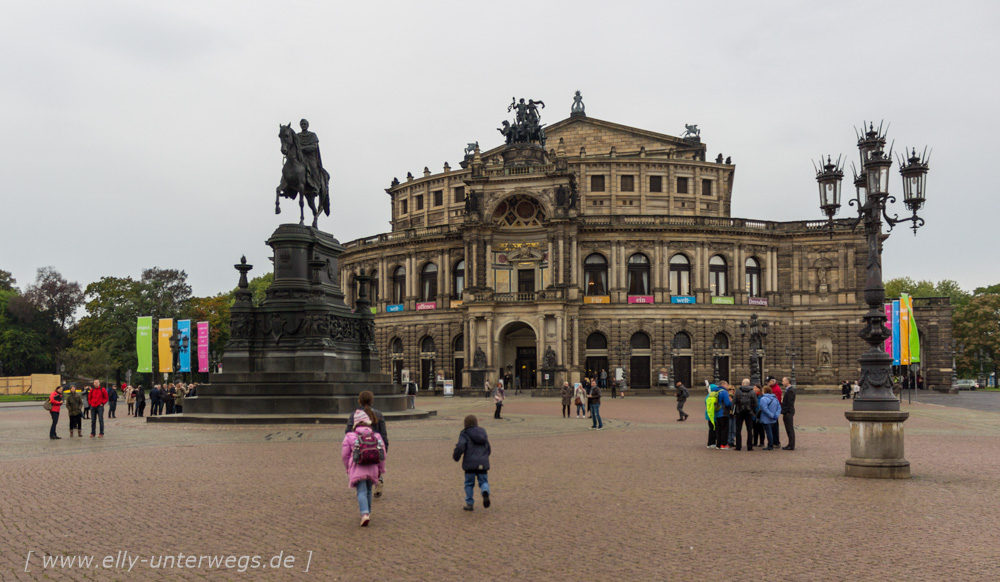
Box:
[816,121,929,479]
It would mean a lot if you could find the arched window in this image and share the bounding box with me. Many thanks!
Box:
[452,260,465,300]
[391,266,406,304]
[421,336,436,354]
[745,257,761,298]
[713,332,730,350]
[586,332,608,350]
[420,263,437,302]
[390,338,403,355]
[673,332,692,350]
[369,269,379,303]
[630,331,650,350]
[627,253,650,296]
[453,334,464,354]
[584,253,608,296]
[709,255,728,296]
[669,254,691,296]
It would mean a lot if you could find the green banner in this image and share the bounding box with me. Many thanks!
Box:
[136,316,153,373]
[711,296,735,305]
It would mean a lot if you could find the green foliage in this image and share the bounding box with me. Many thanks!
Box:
[0,269,16,292]
[0,288,56,375]
[953,293,1000,378]
[186,294,231,358]
[245,273,273,308]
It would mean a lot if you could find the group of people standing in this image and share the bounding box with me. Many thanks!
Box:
[705,376,796,451]
[558,379,604,429]
[840,380,861,399]
[47,379,114,439]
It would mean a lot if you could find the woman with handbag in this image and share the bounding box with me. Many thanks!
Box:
[493,381,505,419]
[573,383,587,418]
[560,382,572,418]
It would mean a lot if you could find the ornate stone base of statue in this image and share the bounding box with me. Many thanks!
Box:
[844,411,910,479]
[151,224,430,424]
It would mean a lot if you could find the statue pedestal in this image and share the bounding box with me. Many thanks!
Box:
[153,224,429,424]
[844,410,910,479]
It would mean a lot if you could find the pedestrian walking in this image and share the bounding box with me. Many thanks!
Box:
[88,379,108,438]
[781,377,796,450]
[851,380,860,399]
[125,385,135,416]
[406,381,417,409]
[560,382,572,418]
[345,391,388,499]
[453,414,492,512]
[493,382,505,419]
[47,386,64,440]
[588,379,603,430]
[64,384,84,438]
[573,382,587,418]
[705,386,718,448]
[134,385,146,417]
[514,375,521,395]
[483,378,491,399]
[757,386,782,450]
[107,383,119,418]
[610,379,617,399]
[341,409,387,527]
[841,380,851,399]
[733,378,758,451]
[675,381,690,421]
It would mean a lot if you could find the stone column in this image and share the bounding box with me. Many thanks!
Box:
[486,315,494,369]
[845,411,911,479]
[558,237,565,285]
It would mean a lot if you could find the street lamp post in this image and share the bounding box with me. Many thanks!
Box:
[785,343,798,388]
[739,314,768,388]
[712,338,725,384]
[815,121,929,479]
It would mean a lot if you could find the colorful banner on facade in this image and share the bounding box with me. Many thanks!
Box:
[158,318,173,373]
[137,316,153,373]
[670,296,696,304]
[387,304,404,313]
[197,321,209,373]
[748,297,768,306]
[416,302,437,311]
[891,300,901,366]
[176,320,191,373]
[628,295,654,304]
[710,296,735,305]
[583,296,610,304]
[884,303,892,356]
[907,295,920,363]
[900,294,911,365]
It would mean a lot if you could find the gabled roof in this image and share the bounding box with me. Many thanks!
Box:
[545,115,703,150]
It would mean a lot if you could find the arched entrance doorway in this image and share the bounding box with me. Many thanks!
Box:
[499,321,537,389]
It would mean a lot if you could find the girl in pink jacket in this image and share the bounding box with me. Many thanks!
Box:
[342,409,387,527]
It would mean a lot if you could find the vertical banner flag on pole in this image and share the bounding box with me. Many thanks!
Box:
[907,295,920,363]
[197,322,210,373]
[137,316,153,373]
[158,318,174,373]
[884,303,892,355]
[178,320,192,373]
[891,300,901,366]
[900,293,911,366]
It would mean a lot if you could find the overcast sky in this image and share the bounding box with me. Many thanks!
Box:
[2,0,997,300]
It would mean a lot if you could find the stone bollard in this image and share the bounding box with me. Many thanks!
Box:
[844,411,910,479]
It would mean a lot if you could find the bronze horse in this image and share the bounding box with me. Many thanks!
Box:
[275,123,329,227]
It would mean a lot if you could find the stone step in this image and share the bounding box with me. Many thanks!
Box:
[147,409,436,425]
[212,371,392,384]
[183,394,407,415]
[196,382,400,397]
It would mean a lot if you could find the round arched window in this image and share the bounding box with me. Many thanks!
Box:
[669,254,691,296]
[628,253,650,296]
[584,254,608,296]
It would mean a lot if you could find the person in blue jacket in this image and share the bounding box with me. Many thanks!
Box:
[711,383,733,450]
[757,386,782,450]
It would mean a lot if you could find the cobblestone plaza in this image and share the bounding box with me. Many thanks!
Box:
[3,394,998,581]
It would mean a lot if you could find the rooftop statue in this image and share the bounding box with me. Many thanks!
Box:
[499,97,547,147]
[682,123,701,139]
[276,119,331,228]
[571,90,585,116]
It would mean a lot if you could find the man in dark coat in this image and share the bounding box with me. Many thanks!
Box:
[107,383,119,418]
[149,385,161,416]
[781,377,796,450]
[134,385,146,417]
[675,381,690,421]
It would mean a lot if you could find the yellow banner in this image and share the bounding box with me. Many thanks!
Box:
[158,318,174,373]
[583,296,610,304]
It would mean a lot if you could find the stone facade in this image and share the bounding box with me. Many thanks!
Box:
[339,99,952,392]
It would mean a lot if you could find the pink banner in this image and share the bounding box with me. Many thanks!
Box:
[416,302,437,311]
[197,321,210,373]
[627,295,654,304]
[884,304,892,355]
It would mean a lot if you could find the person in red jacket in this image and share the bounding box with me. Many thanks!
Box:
[88,379,109,438]
[767,376,783,448]
[48,386,64,440]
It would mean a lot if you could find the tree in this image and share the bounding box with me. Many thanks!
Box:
[186,293,231,363]
[245,272,273,307]
[0,289,53,375]
[0,269,16,292]
[953,293,1000,381]
[23,266,84,331]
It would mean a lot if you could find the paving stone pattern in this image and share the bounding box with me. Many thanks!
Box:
[2,394,999,581]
